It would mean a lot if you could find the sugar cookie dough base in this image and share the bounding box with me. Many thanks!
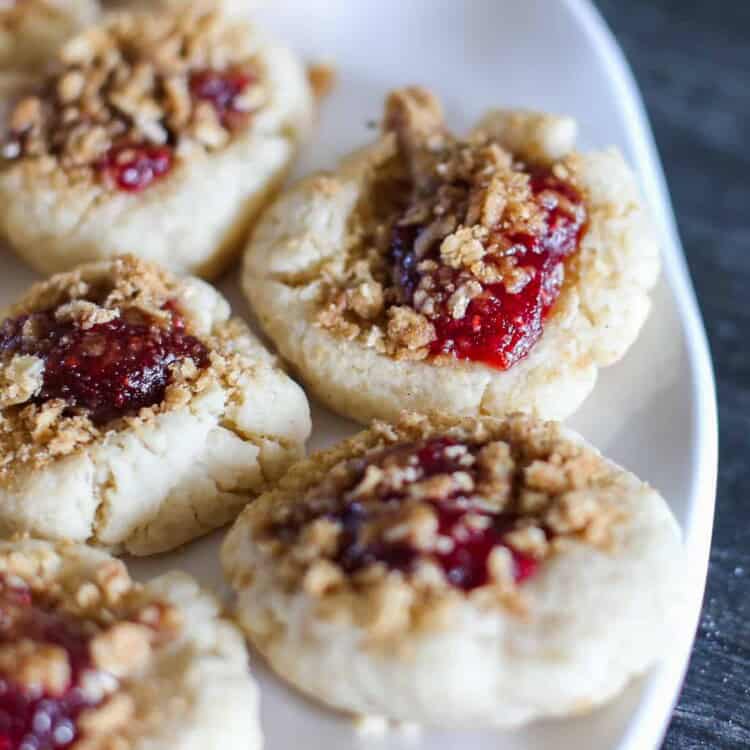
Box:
[243,110,660,424]
[222,416,685,728]
[0,260,311,555]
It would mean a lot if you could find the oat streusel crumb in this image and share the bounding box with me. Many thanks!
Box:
[307,62,337,100]
[1,6,267,188]
[245,413,627,640]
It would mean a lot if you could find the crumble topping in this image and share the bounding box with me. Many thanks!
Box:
[248,413,627,639]
[1,7,267,191]
[315,87,587,369]
[0,354,44,408]
[0,544,181,750]
[306,62,337,100]
[0,256,247,483]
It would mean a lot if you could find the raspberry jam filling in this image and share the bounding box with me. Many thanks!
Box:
[0,301,209,424]
[97,143,174,193]
[391,171,587,369]
[330,438,540,591]
[96,63,257,193]
[189,68,256,130]
[0,580,99,750]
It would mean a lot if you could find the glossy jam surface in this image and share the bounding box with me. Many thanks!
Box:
[0,581,98,750]
[98,143,174,193]
[333,438,539,591]
[189,68,255,130]
[0,302,209,424]
[390,172,587,370]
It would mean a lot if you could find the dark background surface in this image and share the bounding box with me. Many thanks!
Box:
[594,1,749,747]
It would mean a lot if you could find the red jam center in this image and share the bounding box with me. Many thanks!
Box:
[0,580,99,750]
[333,438,540,591]
[0,302,209,424]
[97,143,173,193]
[189,68,255,130]
[391,172,587,369]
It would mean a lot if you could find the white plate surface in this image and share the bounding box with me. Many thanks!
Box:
[0,1,718,749]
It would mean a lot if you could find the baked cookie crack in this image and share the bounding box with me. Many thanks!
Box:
[89,463,116,547]
[269,259,339,289]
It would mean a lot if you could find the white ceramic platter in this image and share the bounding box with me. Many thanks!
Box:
[0,1,718,748]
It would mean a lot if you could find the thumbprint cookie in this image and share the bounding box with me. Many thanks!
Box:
[243,87,660,423]
[0,4,313,278]
[0,1,98,72]
[0,538,262,750]
[223,412,684,728]
[0,256,311,555]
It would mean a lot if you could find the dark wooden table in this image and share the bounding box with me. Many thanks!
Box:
[594,1,749,747]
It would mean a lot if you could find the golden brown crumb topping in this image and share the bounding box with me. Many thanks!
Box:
[0,256,244,483]
[0,543,181,745]
[315,88,587,368]
[244,413,627,639]
[306,62,337,100]
[1,7,266,187]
